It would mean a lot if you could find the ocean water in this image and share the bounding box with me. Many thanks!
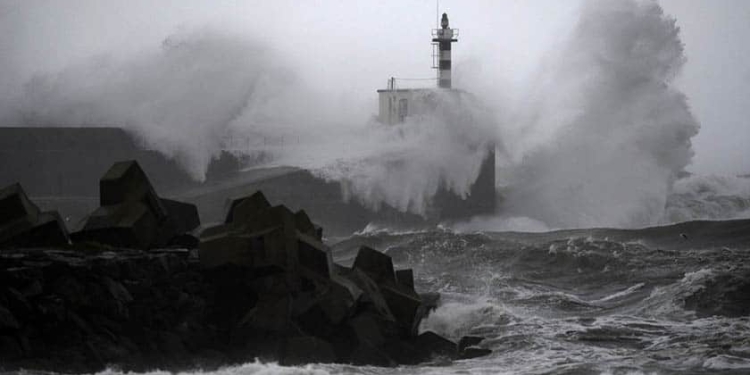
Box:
[78,219,750,375]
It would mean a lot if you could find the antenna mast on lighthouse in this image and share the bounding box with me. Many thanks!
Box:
[432,12,458,89]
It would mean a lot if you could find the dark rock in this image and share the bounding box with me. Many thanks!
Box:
[0,305,20,332]
[156,331,189,360]
[35,294,67,323]
[244,205,297,234]
[238,296,292,334]
[459,347,492,359]
[0,183,39,226]
[0,335,23,360]
[353,246,396,284]
[456,335,492,360]
[74,161,200,250]
[1,287,32,318]
[248,272,292,297]
[297,234,332,279]
[415,331,457,360]
[314,225,323,241]
[318,274,362,323]
[199,232,260,268]
[348,312,391,347]
[279,336,337,365]
[22,211,70,247]
[380,283,422,336]
[0,267,43,292]
[99,160,166,221]
[294,210,318,238]
[102,276,133,319]
[165,233,199,249]
[0,183,69,249]
[350,248,421,336]
[156,198,200,246]
[347,269,395,321]
[458,335,484,352]
[72,202,158,249]
[380,339,422,365]
[224,191,271,224]
[350,341,396,367]
[395,269,415,290]
[293,277,360,336]
[52,274,89,308]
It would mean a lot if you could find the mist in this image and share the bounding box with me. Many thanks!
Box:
[500,0,699,229]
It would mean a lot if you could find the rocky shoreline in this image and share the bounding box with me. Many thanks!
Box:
[0,161,490,372]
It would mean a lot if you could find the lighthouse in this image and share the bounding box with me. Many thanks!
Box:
[375,12,496,218]
[376,12,460,125]
[433,13,458,89]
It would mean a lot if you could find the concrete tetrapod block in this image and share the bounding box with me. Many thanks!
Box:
[12,211,70,248]
[415,331,458,360]
[352,246,396,284]
[459,347,492,359]
[316,275,360,325]
[296,233,332,280]
[458,336,484,352]
[458,335,491,359]
[348,312,391,348]
[224,191,271,224]
[198,232,261,268]
[279,336,337,365]
[72,202,158,249]
[0,183,40,226]
[0,184,70,249]
[199,224,294,274]
[395,269,415,291]
[254,220,299,276]
[99,160,166,221]
[293,210,319,239]
[293,273,363,334]
[1,210,70,249]
[346,268,395,322]
[242,205,297,234]
[160,198,200,234]
[154,198,200,247]
[314,225,323,241]
[349,341,396,367]
[379,283,422,337]
[229,205,301,288]
[238,295,292,334]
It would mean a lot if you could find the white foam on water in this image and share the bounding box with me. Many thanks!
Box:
[92,361,333,375]
[419,300,511,342]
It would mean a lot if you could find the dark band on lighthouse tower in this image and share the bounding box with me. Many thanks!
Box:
[433,13,458,89]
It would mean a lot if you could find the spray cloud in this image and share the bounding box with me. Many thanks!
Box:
[7,25,497,216]
[15,29,287,181]
[500,0,699,229]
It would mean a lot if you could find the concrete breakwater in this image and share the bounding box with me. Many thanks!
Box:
[0,160,489,372]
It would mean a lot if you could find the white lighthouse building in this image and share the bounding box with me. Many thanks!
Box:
[377,13,459,125]
[376,13,497,217]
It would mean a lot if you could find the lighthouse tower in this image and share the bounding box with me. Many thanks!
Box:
[375,12,496,219]
[376,12,460,125]
[433,13,458,89]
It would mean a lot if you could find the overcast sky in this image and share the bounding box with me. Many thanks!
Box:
[1,0,748,175]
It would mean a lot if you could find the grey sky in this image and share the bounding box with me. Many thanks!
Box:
[1,0,748,175]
